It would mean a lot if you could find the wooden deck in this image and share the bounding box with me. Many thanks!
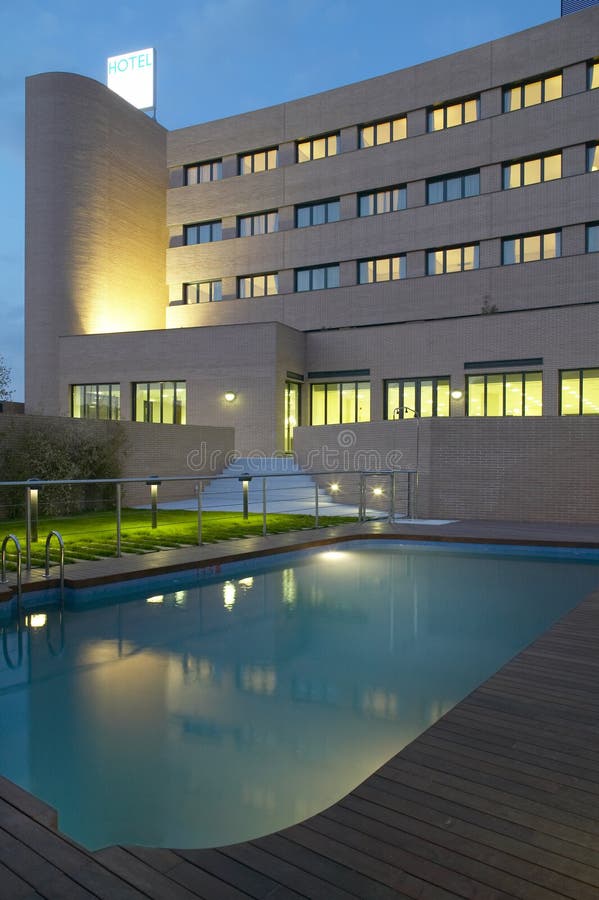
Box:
[2,524,599,898]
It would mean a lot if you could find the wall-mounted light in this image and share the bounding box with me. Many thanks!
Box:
[451,389,464,400]
[224,391,236,402]
[330,482,340,493]
[372,486,384,497]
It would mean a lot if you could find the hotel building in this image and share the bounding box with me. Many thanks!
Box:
[24,5,599,466]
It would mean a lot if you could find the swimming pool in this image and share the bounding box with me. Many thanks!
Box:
[1,540,598,850]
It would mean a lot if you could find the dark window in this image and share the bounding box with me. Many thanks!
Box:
[296,199,340,227]
[184,221,222,244]
[427,170,479,204]
[295,265,340,291]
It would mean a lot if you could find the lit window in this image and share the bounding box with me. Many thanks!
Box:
[184,221,222,244]
[238,210,279,237]
[587,223,599,253]
[427,244,479,275]
[238,147,278,175]
[466,372,542,417]
[560,368,599,415]
[503,72,562,112]
[238,273,279,298]
[296,199,340,228]
[359,116,407,148]
[311,382,370,425]
[297,133,339,163]
[358,255,406,283]
[502,230,561,264]
[71,384,120,420]
[503,152,561,189]
[427,97,479,132]
[134,382,186,424]
[358,186,406,216]
[385,378,450,419]
[427,170,480,204]
[588,60,599,90]
[295,265,340,291]
[587,143,599,172]
[184,281,222,303]
[184,159,222,185]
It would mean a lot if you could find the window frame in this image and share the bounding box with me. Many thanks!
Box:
[295,264,340,292]
[358,185,407,217]
[501,230,561,265]
[358,255,406,284]
[502,152,562,190]
[502,71,562,112]
[426,169,480,204]
[295,198,340,228]
[587,142,599,173]
[384,377,451,419]
[359,116,407,148]
[184,159,222,185]
[238,147,278,175]
[184,220,222,245]
[237,210,279,237]
[183,280,222,304]
[587,59,599,91]
[465,371,543,417]
[427,96,480,132]
[310,381,371,425]
[560,367,599,415]
[426,243,480,275]
[237,273,279,299]
[296,132,340,163]
[586,222,599,253]
[71,383,120,420]
[133,381,186,425]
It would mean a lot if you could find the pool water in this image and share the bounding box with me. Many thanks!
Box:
[0,541,598,850]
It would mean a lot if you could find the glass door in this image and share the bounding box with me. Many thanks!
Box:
[284,382,301,452]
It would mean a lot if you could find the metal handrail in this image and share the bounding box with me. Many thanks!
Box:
[1,534,22,601]
[45,531,65,592]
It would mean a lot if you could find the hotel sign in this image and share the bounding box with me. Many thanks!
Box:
[107,48,156,111]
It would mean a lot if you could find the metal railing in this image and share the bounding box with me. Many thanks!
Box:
[0,468,417,570]
[45,531,65,592]
[1,534,22,600]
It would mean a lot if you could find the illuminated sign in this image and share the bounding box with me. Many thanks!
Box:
[107,48,155,111]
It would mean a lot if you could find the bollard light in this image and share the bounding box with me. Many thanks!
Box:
[238,473,252,520]
[28,478,40,543]
[146,476,162,529]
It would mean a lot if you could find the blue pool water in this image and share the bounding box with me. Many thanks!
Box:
[0,541,598,850]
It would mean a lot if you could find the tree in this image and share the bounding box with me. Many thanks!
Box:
[0,355,13,402]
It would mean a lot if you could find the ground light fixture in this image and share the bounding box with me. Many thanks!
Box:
[224,391,237,402]
[146,476,162,528]
[239,473,252,519]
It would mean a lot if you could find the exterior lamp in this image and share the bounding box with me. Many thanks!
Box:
[27,478,40,543]
[330,482,340,493]
[451,389,464,400]
[146,476,162,528]
[238,473,252,519]
[372,486,384,497]
[224,391,236,402]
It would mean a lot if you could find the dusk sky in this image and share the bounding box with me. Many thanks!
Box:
[1,0,559,400]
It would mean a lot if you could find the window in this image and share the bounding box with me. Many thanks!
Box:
[503,152,561,189]
[503,72,562,112]
[588,60,599,90]
[427,170,480,204]
[134,381,186,424]
[238,273,279,298]
[358,185,406,216]
[427,244,479,275]
[238,210,278,237]
[587,143,599,172]
[466,372,542,416]
[561,368,599,415]
[184,280,222,303]
[359,116,407,148]
[297,133,339,163]
[296,199,340,228]
[358,255,406,283]
[427,96,479,131]
[311,382,370,424]
[587,223,599,253]
[184,221,222,244]
[71,384,120,420]
[184,159,222,185]
[238,147,278,175]
[295,265,340,291]
[502,230,561,264]
[385,377,450,419]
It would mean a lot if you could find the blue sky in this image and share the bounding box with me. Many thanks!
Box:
[0,0,559,400]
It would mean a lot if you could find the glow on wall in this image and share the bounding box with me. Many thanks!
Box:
[107,48,156,111]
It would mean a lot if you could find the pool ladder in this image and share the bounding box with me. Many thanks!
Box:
[1,530,65,605]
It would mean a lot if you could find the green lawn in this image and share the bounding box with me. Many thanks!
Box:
[0,508,356,569]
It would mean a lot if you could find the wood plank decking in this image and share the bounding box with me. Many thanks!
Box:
[1,523,599,898]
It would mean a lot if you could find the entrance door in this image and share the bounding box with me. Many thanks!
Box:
[284,381,301,452]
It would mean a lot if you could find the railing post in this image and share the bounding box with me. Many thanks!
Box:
[115,483,122,558]
[196,481,202,546]
[262,478,267,536]
[388,472,396,523]
[314,481,319,528]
